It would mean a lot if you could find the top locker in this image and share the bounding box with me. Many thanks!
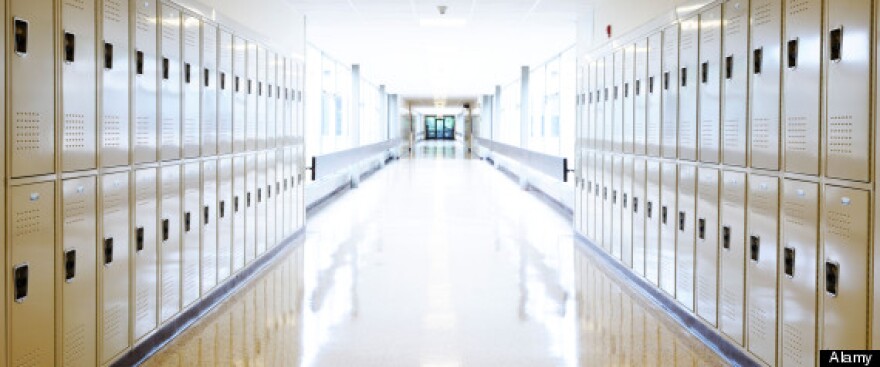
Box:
[61,0,98,172]
[159,4,182,161]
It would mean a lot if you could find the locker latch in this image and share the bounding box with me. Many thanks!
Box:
[635,80,641,96]
[613,86,618,100]
[247,192,252,208]
[220,201,226,218]
[678,211,685,232]
[185,63,192,84]
[136,50,145,75]
[698,218,705,240]
[753,48,763,74]
[258,82,263,96]
[783,247,795,278]
[662,71,669,90]
[830,28,843,62]
[257,189,262,203]
[235,76,241,92]
[603,187,607,200]
[724,56,733,80]
[701,62,708,84]
[633,197,639,213]
[162,57,170,80]
[204,206,210,225]
[104,237,114,265]
[204,68,211,87]
[647,202,653,219]
[248,79,253,94]
[64,249,77,283]
[220,72,227,90]
[661,206,668,225]
[680,67,687,87]
[622,194,628,209]
[234,196,240,212]
[284,179,288,190]
[184,212,192,232]
[612,190,617,205]
[14,18,28,55]
[104,42,114,70]
[136,227,145,252]
[64,32,76,63]
[269,84,273,98]
[648,76,655,94]
[268,185,272,199]
[603,88,608,101]
[276,182,281,195]
[825,261,839,297]
[722,226,731,250]
[749,235,760,262]
[787,39,799,69]
[624,83,629,98]
[162,219,170,241]
[13,264,28,303]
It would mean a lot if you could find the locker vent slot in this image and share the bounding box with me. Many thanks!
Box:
[136,227,145,251]
[162,57,170,80]
[104,42,114,69]
[64,32,76,63]
[678,212,685,231]
[753,48,762,74]
[104,237,114,265]
[663,71,670,90]
[64,249,77,282]
[633,197,639,213]
[184,63,191,84]
[647,201,653,218]
[15,112,44,152]
[220,200,226,217]
[701,62,708,83]
[14,19,28,55]
[724,56,733,80]
[722,226,731,249]
[64,114,87,150]
[787,39,798,69]
[13,264,29,303]
[162,219,170,241]
[749,235,760,262]
[698,218,705,239]
[825,261,839,297]
[136,51,144,75]
[783,247,795,277]
[184,212,191,232]
[661,206,668,224]
[680,68,687,87]
[204,206,210,224]
[829,28,842,62]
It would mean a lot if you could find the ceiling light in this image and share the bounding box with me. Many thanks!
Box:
[419,17,466,28]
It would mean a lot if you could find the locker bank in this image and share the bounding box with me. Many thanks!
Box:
[1,0,879,366]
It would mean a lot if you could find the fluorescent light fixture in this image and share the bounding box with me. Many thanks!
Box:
[420,17,467,28]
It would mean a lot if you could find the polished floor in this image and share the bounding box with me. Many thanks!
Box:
[144,141,728,366]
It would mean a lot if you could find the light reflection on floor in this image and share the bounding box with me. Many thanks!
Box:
[143,141,727,366]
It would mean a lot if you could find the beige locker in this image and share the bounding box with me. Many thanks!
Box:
[246,154,258,262]
[631,157,653,276]
[749,0,782,170]
[160,164,182,322]
[634,38,648,155]
[133,168,158,341]
[232,156,246,271]
[676,164,696,311]
[661,24,679,159]
[61,177,97,367]
[659,162,677,296]
[60,0,97,172]
[622,155,634,268]
[646,33,662,157]
[202,159,218,293]
[678,16,699,161]
[825,0,872,182]
[10,0,55,177]
[719,170,746,345]
[782,0,821,175]
[603,153,613,253]
[595,58,606,150]
[8,181,55,367]
[182,162,201,307]
[612,49,624,152]
[645,159,661,285]
[132,0,158,164]
[612,155,623,259]
[217,29,233,154]
[699,6,722,164]
[159,5,182,161]
[99,172,130,363]
[692,226,721,321]
[257,47,267,150]
[216,158,233,282]
[746,175,778,364]
[201,23,218,156]
[623,45,635,154]
[100,0,130,168]
[246,42,258,151]
[267,52,277,149]
[721,0,749,167]
[256,152,268,255]
[267,151,277,248]
[232,36,246,153]
[182,14,201,158]
[780,179,818,367]
[822,185,869,349]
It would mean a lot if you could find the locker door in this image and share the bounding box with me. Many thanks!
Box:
[201,23,218,156]
[659,162,677,295]
[595,58,606,150]
[256,152,267,255]
[257,47,268,150]
[182,163,201,307]
[133,168,158,341]
[632,157,647,276]
[749,0,782,170]
[232,156,246,271]
[585,151,595,242]
[267,151,277,248]
[646,33,662,157]
[100,173,130,363]
[283,59,293,147]
[10,0,55,177]
[822,185,869,349]
[746,175,779,364]
[720,0,749,167]
[246,43,258,151]
[676,164,696,311]
[62,177,97,367]
[623,45,635,153]
[61,0,97,172]
[780,179,818,367]
[678,16,699,161]
[133,0,158,164]
[634,39,648,155]
[216,158,233,281]
[695,168,718,326]
[159,5,182,161]
[245,154,257,263]
[603,154,613,252]
[825,0,872,182]
[283,148,293,237]
[182,14,201,158]
[622,155,634,268]
[699,6,722,163]
[645,159,661,285]
[202,159,218,293]
[9,182,54,366]
[782,0,821,175]
[719,170,746,345]
[267,53,277,149]
[160,164,182,322]
[661,24,679,159]
[217,29,233,154]
[100,0,130,168]
[232,36,246,153]
[612,155,623,259]
[612,50,624,152]
[586,62,595,150]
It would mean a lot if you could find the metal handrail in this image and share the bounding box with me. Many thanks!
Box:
[474,137,570,182]
[309,139,403,181]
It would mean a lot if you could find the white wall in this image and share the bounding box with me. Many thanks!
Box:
[579,0,710,51]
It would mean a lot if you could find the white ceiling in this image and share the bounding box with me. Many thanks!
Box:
[288,0,587,101]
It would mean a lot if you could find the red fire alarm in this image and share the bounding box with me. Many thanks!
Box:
[606,24,612,38]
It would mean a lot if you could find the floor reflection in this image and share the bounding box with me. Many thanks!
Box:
[417,140,465,159]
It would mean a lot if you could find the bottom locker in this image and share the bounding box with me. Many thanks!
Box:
[217,158,233,282]
[695,167,719,326]
[202,159,219,293]
[246,154,257,264]
[267,151,277,249]
[719,170,746,345]
[9,181,55,367]
[659,162,677,296]
[603,154,612,252]
[275,149,285,244]
[256,152,267,255]
[780,179,818,366]
[645,159,661,285]
[746,175,779,364]
[182,162,202,307]
[822,185,870,349]
[621,156,633,268]
[100,172,131,363]
[282,147,293,238]
[232,156,246,272]
[582,151,591,241]
[585,151,596,242]
[631,157,647,276]
[676,164,696,311]
[160,164,182,323]
[62,177,98,367]
[612,156,623,259]
[133,168,159,341]
[297,145,305,230]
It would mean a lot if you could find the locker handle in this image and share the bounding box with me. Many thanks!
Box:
[63,32,76,63]
[236,76,241,92]
[276,182,281,195]
[662,71,669,90]
[234,196,240,212]
[204,68,211,87]
[783,247,795,278]
[753,48,763,74]
[162,57,170,80]
[829,27,842,62]
[204,205,210,225]
[749,235,760,262]
[184,63,192,84]
[136,227,145,252]
[623,193,628,209]
[624,83,629,98]
[698,218,705,239]
[247,192,252,207]
[248,79,253,94]
[136,50,144,75]
[220,72,226,90]
[259,82,263,96]
[14,18,28,55]
[269,84,273,98]
[104,42,114,70]
[661,206,667,224]
[724,55,733,80]
[701,62,708,84]
[603,87,608,101]
[104,237,114,265]
[13,264,28,303]
[284,178,288,190]
[588,92,593,103]
[678,211,685,231]
[219,200,226,218]
[635,80,641,96]
[184,212,192,232]
[787,39,798,69]
[257,188,262,203]
[648,76,655,93]
[647,202,653,219]
[825,261,839,297]
[162,219,170,241]
[64,249,77,283]
[603,187,607,200]
[268,185,272,199]
[612,190,617,205]
[722,226,731,250]
[613,86,618,100]
[633,197,639,213]
[680,67,687,87]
